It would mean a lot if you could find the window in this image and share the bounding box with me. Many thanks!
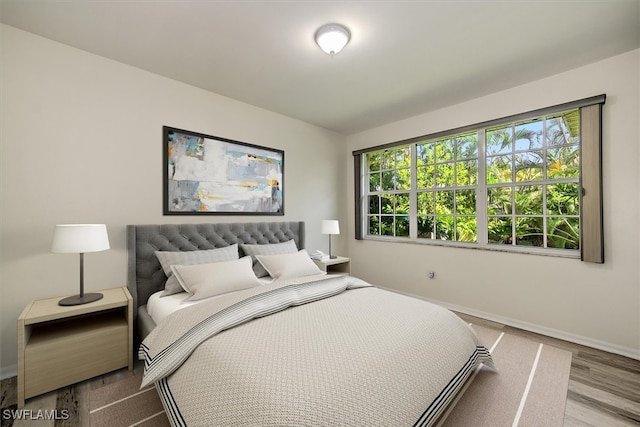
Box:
[367,147,411,237]
[354,95,605,262]
[485,111,581,249]
[414,132,478,242]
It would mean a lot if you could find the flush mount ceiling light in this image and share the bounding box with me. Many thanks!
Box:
[315,23,351,55]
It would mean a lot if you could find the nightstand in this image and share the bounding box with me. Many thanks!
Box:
[17,287,133,408]
[313,256,351,275]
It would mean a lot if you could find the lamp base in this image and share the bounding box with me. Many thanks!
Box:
[329,255,338,259]
[58,293,103,306]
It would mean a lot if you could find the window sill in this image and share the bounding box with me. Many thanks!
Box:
[361,235,581,259]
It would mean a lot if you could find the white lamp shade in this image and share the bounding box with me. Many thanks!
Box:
[315,23,350,55]
[51,224,110,253]
[321,220,340,235]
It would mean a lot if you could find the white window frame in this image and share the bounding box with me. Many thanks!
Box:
[353,95,605,262]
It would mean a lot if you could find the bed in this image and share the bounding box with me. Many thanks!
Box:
[127,221,493,427]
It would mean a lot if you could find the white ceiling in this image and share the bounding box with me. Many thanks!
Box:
[2,1,639,135]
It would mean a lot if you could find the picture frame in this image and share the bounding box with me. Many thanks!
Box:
[163,126,284,215]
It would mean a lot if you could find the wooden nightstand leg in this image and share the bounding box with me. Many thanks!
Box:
[127,292,133,370]
[17,303,31,408]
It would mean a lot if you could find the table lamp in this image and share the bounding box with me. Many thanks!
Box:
[321,220,340,259]
[51,224,110,306]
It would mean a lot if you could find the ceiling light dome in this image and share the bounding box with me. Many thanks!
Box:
[315,23,351,55]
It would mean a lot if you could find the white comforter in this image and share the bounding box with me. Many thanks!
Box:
[140,275,493,427]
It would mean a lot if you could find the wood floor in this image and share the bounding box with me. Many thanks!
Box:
[1,313,639,426]
[456,312,640,427]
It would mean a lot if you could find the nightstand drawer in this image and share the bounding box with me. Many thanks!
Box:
[313,256,350,275]
[23,310,129,398]
[17,287,133,408]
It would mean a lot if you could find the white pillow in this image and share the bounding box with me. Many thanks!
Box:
[255,250,325,280]
[240,240,298,278]
[155,245,239,296]
[170,256,261,301]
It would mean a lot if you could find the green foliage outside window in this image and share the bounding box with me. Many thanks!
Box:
[365,109,581,252]
[485,110,580,249]
[368,147,411,237]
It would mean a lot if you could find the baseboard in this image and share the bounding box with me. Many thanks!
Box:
[378,286,640,361]
[1,364,17,380]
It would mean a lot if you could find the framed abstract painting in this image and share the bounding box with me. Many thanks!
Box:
[163,126,284,215]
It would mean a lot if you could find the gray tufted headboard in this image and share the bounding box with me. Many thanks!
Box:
[126,221,305,322]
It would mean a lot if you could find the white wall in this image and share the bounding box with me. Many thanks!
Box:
[346,49,640,359]
[0,25,347,376]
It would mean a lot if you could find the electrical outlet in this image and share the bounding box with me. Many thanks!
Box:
[428,271,435,279]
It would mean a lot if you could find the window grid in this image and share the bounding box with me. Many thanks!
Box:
[414,133,479,242]
[363,109,581,254]
[485,112,580,249]
[366,147,412,238]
